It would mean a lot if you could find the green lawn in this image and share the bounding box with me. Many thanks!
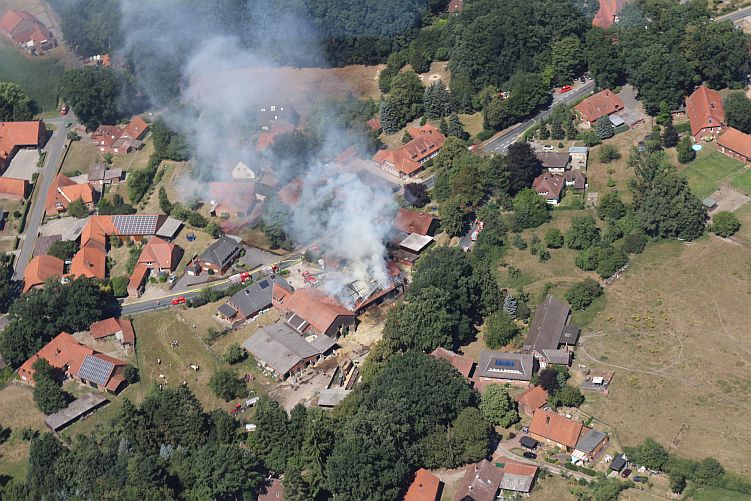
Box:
[688,487,751,501]
[730,170,751,195]
[681,152,745,199]
[0,39,64,113]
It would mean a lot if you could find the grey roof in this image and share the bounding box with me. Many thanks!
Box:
[223,276,291,318]
[569,146,588,154]
[44,393,108,432]
[318,388,351,407]
[523,295,571,354]
[536,151,570,169]
[560,325,580,345]
[609,114,625,127]
[610,454,627,471]
[33,234,61,257]
[702,197,717,208]
[575,428,608,454]
[217,303,237,318]
[399,233,433,253]
[243,323,322,377]
[519,436,539,449]
[103,168,122,181]
[155,217,182,238]
[477,351,534,381]
[200,235,242,267]
[541,349,572,365]
[309,334,337,353]
[88,163,106,182]
[500,472,535,493]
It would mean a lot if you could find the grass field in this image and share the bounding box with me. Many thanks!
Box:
[686,486,751,501]
[578,237,751,476]
[0,38,63,113]
[730,169,751,195]
[585,128,646,202]
[0,383,47,481]
[680,151,745,199]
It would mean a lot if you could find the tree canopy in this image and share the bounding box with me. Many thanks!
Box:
[0,82,34,121]
[59,67,123,130]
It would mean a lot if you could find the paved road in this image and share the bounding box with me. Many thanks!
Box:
[12,115,72,280]
[481,80,596,155]
[716,5,751,22]
[119,253,303,316]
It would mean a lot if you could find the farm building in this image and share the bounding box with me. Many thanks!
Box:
[393,208,439,236]
[88,163,123,187]
[373,124,446,178]
[686,86,725,140]
[257,478,285,501]
[273,285,356,338]
[529,410,609,460]
[453,458,538,499]
[22,254,64,292]
[0,120,46,172]
[90,317,135,348]
[476,351,535,385]
[45,393,108,432]
[198,236,243,274]
[718,127,751,165]
[514,385,549,416]
[574,90,624,127]
[0,9,55,52]
[405,468,442,501]
[45,173,96,216]
[522,295,579,367]
[91,116,149,154]
[430,347,475,381]
[216,276,292,325]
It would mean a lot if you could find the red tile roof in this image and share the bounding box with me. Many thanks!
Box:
[90,317,135,344]
[137,236,178,270]
[128,263,149,293]
[121,116,149,141]
[258,478,285,501]
[394,208,437,236]
[532,173,564,201]
[0,9,52,45]
[18,332,127,389]
[367,117,382,130]
[405,468,442,501]
[447,0,463,13]
[514,386,548,411]
[574,89,624,124]
[278,288,354,334]
[278,178,302,206]
[23,254,64,292]
[209,181,256,216]
[529,409,584,448]
[0,121,44,167]
[372,125,445,176]
[430,347,474,379]
[69,239,106,279]
[592,0,631,29]
[0,177,28,198]
[45,174,95,216]
[257,120,296,151]
[718,127,751,160]
[686,86,725,137]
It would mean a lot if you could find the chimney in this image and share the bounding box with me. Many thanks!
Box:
[546,415,551,425]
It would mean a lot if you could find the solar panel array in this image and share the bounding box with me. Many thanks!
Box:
[77,355,115,386]
[112,215,160,235]
[495,359,516,367]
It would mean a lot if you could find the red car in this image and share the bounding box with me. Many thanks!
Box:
[621,469,632,478]
[559,85,573,93]
[171,296,186,305]
[240,272,251,282]
[60,105,69,116]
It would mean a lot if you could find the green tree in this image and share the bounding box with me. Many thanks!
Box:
[440,197,469,237]
[626,437,669,471]
[206,222,223,239]
[595,116,614,140]
[694,458,725,486]
[404,183,430,208]
[33,378,68,415]
[622,233,647,254]
[537,368,562,394]
[655,101,672,126]
[565,215,600,250]
[223,343,247,364]
[0,82,34,121]
[595,244,628,278]
[445,114,469,140]
[423,80,452,119]
[662,121,679,148]
[158,187,172,214]
[710,211,740,237]
[387,70,425,128]
[59,67,122,130]
[446,407,491,466]
[379,100,400,134]
[544,228,564,248]
[724,91,751,134]
[208,369,246,402]
[505,142,542,195]
[66,198,89,218]
[511,188,551,231]
[58,0,121,57]
[123,364,140,384]
[551,36,584,84]
[261,195,293,250]
[47,240,77,261]
[677,135,696,164]
[247,396,290,473]
[483,311,518,349]
[548,385,585,408]
[597,192,626,221]
[550,120,565,140]
[565,278,603,310]
[384,287,463,352]
[190,443,264,499]
[669,473,687,494]
[480,385,519,427]
[598,144,621,163]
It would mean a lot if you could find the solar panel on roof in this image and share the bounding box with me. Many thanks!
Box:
[112,215,160,235]
[495,359,516,367]
[77,355,115,386]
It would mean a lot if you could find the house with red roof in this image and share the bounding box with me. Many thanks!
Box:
[430,347,475,381]
[0,177,28,199]
[0,120,45,172]
[574,89,625,127]
[373,125,445,178]
[529,409,609,460]
[686,86,725,140]
[514,386,548,416]
[273,286,355,338]
[18,332,128,394]
[592,0,632,29]
[45,173,96,216]
[23,254,64,292]
[405,468,442,501]
[136,236,180,274]
[532,172,565,204]
[208,181,258,218]
[447,0,463,14]
[394,208,439,236]
[718,127,751,165]
[91,116,149,153]
[0,9,55,52]
[90,317,135,348]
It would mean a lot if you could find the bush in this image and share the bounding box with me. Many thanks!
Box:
[111,276,128,297]
[476,129,495,142]
[484,311,519,349]
[208,369,246,401]
[123,364,140,384]
[565,278,603,310]
[224,343,247,364]
[621,233,647,254]
[47,240,77,260]
[599,144,621,163]
[548,385,585,408]
[544,228,564,248]
[205,328,229,344]
[710,211,740,237]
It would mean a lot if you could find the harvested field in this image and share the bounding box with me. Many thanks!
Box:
[0,383,46,481]
[577,237,751,476]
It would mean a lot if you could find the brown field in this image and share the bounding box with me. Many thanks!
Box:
[585,128,645,202]
[0,383,47,481]
[577,237,751,476]
[62,141,101,175]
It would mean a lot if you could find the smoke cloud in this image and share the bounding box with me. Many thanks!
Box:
[119,1,398,306]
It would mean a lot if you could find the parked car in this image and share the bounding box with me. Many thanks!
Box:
[522,452,537,460]
[65,121,72,128]
[171,296,186,305]
[60,105,69,116]
[168,274,177,284]
[240,271,251,282]
[559,85,573,93]
[543,144,554,152]
[61,144,67,150]
[470,229,479,241]
[633,476,647,483]
[621,469,632,478]
[522,426,529,433]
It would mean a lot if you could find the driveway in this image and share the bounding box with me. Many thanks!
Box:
[12,115,72,280]
[3,149,41,181]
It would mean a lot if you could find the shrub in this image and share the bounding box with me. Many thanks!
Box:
[565,278,603,310]
[208,369,246,401]
[123,364,140,384]
[224,343,247,364]
[111,276,128,297]
[484,311,519,349]
[621,233,647,254]
[544,228,564,248]
[710,211,740,237]
[599,144,621,163]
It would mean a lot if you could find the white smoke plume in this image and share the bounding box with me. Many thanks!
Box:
[119,1,399,306]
